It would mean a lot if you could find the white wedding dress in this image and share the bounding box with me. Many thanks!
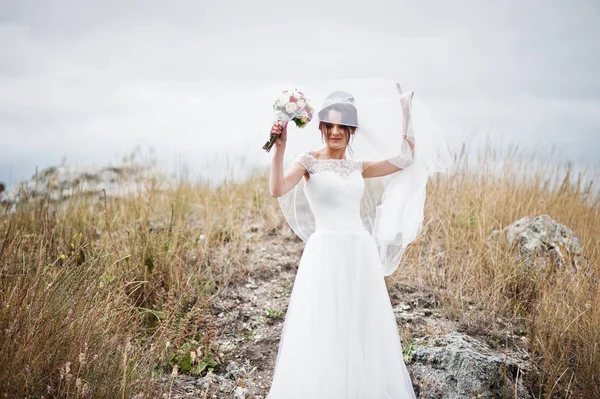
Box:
[267,152,417,399]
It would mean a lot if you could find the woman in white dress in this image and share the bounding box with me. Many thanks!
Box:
[265,80,451,398]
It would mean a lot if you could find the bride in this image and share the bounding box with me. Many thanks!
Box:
[265,79,451,398]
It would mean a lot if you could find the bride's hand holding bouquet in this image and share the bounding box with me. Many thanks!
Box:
[269,120,289,152]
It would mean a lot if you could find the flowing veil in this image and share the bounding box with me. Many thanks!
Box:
[277,77,452,276]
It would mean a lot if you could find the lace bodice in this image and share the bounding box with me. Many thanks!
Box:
[294,152,363,178]
[293,152,366,233]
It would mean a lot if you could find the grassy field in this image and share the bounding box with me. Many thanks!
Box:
[0,142,598,398]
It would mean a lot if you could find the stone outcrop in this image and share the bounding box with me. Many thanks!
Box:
[488,214,582,273]
[407,331,531,399]
[0,162,168,208]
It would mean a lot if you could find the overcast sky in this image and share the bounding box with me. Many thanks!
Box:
[1,0,599,186]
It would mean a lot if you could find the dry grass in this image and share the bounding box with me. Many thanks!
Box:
[0,140,598,398]
[391,141,600,398]
[0,173,280,397]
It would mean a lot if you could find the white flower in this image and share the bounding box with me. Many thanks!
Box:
[296,99,306,108]
[285,102,298,114]
[278,93,290,106]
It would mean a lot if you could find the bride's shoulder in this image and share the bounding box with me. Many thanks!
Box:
[300,151,319,159]
[295,151,320,160]
[294,151,316,171]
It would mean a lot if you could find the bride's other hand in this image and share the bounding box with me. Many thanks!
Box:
[271,121,288,149]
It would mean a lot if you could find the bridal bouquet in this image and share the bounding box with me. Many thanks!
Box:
[262,89,314,152]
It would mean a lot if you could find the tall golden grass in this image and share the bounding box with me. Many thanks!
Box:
[0,173,280,397]
[393,142,600,398]
[0,140,598,397]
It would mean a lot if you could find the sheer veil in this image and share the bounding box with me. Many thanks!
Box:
[277,77,452,276]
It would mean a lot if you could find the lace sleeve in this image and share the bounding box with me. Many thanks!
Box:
[294,152,314,174]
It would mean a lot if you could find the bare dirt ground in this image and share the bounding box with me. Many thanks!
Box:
[157,226,529,398]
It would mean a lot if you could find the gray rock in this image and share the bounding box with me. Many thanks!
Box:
[407,331,530,399]
[1,162,170,207]
[233,385,248,399]
[194,372,238,397]
[225,361,246,380]
[488,214,581,273]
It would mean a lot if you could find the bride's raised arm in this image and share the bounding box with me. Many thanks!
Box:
[361,136,415,178]
[269,121,306,197]
[361,86,415,179]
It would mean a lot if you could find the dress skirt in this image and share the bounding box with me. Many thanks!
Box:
[266,229,416,399]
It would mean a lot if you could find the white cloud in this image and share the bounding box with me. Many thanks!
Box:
[0,0,598,185]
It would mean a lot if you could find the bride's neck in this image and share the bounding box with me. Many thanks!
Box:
[321,146,347,160]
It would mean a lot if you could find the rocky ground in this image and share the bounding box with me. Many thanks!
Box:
[156,226,534,399]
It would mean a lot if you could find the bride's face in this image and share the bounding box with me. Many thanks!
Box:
[321,109,354,150]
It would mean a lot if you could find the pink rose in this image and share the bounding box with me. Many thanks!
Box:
[304,106,313,118]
